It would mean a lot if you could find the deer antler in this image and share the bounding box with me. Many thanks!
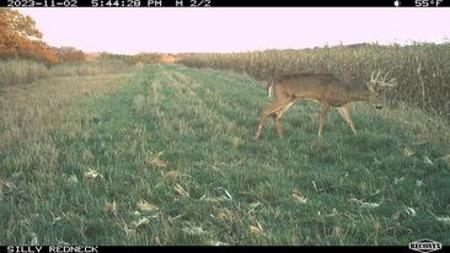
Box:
[370,70,381,83]
[368,70,380,91]
[378,72,397,87]
[368,70,397,90]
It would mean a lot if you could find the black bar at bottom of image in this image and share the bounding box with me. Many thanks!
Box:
[0,245,427,253]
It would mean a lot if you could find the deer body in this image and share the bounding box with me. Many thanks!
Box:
[255,72,396,139]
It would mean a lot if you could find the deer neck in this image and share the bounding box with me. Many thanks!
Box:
[349,89,372,102]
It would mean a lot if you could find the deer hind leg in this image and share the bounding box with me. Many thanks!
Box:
[255,99,291,140]
[337,105,357,134]
[318,102,330,137]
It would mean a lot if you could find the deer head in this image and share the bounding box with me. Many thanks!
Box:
[366,70,397,109]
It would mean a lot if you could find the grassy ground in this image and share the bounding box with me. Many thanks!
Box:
[0,64,449,245]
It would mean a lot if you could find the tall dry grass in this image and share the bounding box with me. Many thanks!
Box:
[0,60,49,87]
[49,60,130,77]
[0,59,132,88]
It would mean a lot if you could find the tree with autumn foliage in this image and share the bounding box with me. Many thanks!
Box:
[53,46,87,63]
[0,9,59,64]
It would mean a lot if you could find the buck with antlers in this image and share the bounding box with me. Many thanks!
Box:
[255,70,397,139]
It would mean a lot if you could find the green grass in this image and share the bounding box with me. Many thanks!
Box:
[1,64,449,245]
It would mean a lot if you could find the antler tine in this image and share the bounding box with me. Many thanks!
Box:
[382,72,390,82]
[368,71,376,91]
[379,74,397,87]
[383,77,398,87]
[375,69,382,81]
[370,70,376,82]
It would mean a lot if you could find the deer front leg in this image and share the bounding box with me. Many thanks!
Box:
[273,101,294,138]
[273,114,283,138]
[337,105,357,135]
[256,99,290,140]
[318,102,330,137]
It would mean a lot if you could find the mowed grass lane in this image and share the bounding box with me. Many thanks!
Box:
[1,64,449,245]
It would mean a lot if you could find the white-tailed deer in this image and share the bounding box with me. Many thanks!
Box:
[255,70,396,139]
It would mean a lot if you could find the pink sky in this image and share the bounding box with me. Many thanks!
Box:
[18,8,450,54]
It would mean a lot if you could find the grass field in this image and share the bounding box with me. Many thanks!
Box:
[1,64,449,245]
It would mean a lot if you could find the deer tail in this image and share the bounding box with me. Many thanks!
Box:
[267,78,274,97]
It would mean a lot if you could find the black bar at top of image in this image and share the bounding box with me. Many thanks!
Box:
[187,0,443,7]
[1,0,450,7]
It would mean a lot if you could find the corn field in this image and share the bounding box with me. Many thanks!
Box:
[179,43,450,117]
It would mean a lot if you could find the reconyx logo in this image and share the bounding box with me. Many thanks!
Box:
[409,238,442,253]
